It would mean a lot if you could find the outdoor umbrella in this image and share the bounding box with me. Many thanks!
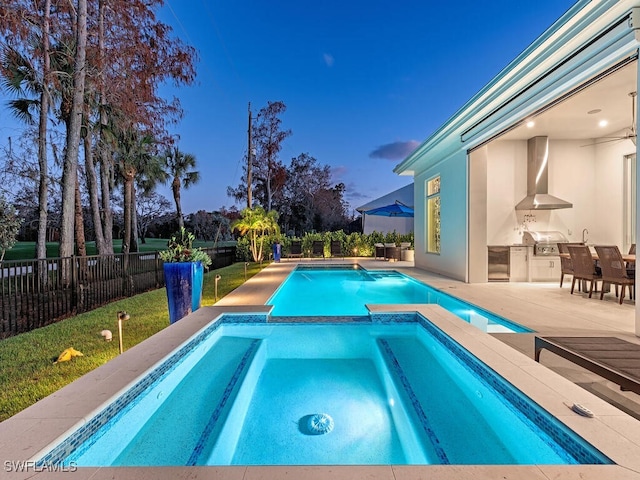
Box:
[364,202,414,217]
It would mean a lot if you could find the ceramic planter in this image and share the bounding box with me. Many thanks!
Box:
[163,261,204,324]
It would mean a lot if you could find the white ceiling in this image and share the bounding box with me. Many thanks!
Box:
[500,61,637,142]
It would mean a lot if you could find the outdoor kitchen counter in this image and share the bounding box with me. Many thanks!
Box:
[489,244,563,283]
[509,245,561,283]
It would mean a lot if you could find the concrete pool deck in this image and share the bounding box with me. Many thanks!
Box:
[2,258,640,479]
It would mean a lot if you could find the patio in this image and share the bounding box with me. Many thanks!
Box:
[2,258,640,479]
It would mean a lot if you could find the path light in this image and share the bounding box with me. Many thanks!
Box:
[244,262,249,281]
[117,311,130,354]
[215,275,221,302]
[100,329,113,342]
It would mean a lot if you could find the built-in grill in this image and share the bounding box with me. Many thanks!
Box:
[522,230,568,256]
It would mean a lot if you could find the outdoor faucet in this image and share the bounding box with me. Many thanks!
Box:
[582,228,589,244]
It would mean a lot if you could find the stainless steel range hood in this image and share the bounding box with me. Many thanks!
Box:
[515,136,572,210]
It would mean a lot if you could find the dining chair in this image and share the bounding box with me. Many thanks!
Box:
[594,245,634,304]
[557,242,584,289]
[628,244,636,277]
[567,245,601,298]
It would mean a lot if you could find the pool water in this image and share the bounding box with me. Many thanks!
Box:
[42,315,610,467]
[268,266,529,333]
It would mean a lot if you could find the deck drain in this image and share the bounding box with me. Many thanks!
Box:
[306,413,334,435]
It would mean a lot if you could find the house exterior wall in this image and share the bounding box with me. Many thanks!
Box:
[414,151,468,281]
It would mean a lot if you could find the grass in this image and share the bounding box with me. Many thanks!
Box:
[0,261,268,422]
[2,239,236,261]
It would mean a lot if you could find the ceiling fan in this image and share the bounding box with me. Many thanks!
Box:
[582,91,637,147]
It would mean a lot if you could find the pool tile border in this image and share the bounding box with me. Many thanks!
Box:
[38,310,611,468]
[36,313,268,466]
[414,314,613,465]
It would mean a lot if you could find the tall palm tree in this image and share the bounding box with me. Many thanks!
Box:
[162,147,200,228]
[0,38,52,273]
[59,0,88,266]
[115,129,154,254]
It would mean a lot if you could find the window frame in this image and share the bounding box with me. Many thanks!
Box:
[426,176,441,254]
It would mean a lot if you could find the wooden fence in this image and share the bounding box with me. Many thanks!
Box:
[0,246,236,339]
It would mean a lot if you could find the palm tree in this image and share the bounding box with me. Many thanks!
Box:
[0,38,52,272]
[59,0,88,265]
[162,147,200,229]
[231,206,279,262]
[115,129,154,254]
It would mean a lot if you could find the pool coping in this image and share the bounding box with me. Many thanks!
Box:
[2,262,640,479]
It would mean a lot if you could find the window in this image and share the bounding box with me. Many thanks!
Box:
[426,176,441,253]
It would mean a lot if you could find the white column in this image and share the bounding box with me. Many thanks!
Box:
[636,60,640,336]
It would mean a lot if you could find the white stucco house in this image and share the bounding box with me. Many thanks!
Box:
[393,0,640,331]
[355,183,414,234]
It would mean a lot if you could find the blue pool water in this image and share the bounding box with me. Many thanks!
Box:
[268,265,529,333]
[39,314,611,467]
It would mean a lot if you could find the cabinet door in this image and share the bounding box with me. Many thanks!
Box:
[549,258,561,280]
[530,257,560,281]
[509,248,528,282]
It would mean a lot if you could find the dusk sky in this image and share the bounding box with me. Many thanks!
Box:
[0,1,578,215]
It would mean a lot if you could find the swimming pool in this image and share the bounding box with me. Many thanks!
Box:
[37,313,610,467]
[268,265,529,333]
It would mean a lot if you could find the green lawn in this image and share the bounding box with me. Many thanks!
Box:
[0,261,267,422]
[3,238,235,261]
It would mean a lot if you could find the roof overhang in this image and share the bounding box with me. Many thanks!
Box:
[394,0,640,177]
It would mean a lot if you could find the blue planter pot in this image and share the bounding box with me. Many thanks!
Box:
[163,262,204,324]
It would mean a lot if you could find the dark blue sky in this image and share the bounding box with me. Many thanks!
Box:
[0,1,578,215]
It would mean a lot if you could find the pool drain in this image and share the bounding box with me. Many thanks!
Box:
[307,413,334,435]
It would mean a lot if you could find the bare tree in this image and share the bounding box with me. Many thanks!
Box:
[136,190,171,242]
[251,101,291,211]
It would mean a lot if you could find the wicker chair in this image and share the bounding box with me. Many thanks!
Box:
[374,243,385,260]
[568,245,601,298]
[330,240,343,258]
[557,242,584,289]
[628,244,636,277]
[384,243,401,261]
[594,245,634,304]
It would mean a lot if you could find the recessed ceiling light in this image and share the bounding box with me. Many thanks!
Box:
[588,109,602,115]
[598,119,608,127]
[526,121,535,128]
